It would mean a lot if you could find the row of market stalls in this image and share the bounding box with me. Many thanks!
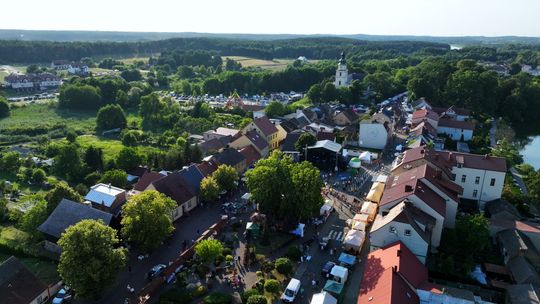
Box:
[342,200,378,254]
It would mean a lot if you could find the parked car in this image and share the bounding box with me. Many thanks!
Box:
[281,278,301,302]
[321,261,336,276]
[146,264,167,280]
[52,286,72,304]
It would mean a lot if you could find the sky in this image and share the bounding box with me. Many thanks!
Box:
[1,0,540,37]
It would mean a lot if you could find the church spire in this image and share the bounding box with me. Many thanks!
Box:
[339,52,346,65]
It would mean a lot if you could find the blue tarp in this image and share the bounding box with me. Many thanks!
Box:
[336,172,351,181]
[338,253,356,266]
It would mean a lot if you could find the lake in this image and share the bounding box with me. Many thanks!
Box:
[521,136,540,170]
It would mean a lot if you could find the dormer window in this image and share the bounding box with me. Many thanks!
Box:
[389,226,397,234]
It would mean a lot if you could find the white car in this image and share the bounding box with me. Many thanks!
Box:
[281,278,301,302]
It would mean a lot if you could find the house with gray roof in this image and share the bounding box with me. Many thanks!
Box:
[0,256,50,304]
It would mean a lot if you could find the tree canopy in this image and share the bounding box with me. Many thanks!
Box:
[295,132,317,152]
[0,96,10,118]
[45,182,83,215]
[116,147,145,171]
[96,104,127,131]
[100,169,128,188]
[212,165,239,192]
[195,239,224,265]
[200,176,220,203]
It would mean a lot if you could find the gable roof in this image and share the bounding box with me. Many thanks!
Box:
[411,97,431,109]
[281,131,303,153]
[0,256,48,304]
[151,171,196,205]
[279,120,298,133]
[177,164,204,194]
[38,199,113,239]
[506,284,540,304]
[215,127,239,137]
[438,118,475,130]
[198,137,229,154]
[412,109,439,122]
[244,130,269,151]
[359,241,426,304]
[239,145,262,167]
[508,255,540,285]
[197,160,219,177]
[84,183,125,207]
[134,171,164,191]
[432,106,471,117]
[316,131,335,141]
[335,108,358,123]
[213,148,246,167]
[252,116,278,136]
[380,178,446,217]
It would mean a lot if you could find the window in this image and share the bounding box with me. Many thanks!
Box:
[473,190,478,198]
[490,178,496,186]
[187,200,193,208]
[338,81,341,85]
[457,163,463,168]
[389,226,397,234]
[461,175,466,183]
[339,72,342,76]
[404,229,411,236]
[475,176,480,184]
[451,174,456,181]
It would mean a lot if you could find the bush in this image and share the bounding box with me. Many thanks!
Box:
[225,255,233,264]
[260,260,274,273]
[247,295,268,304]
[240,289,260,303]
[203,292,232,304]
[275,257,293,276]
[222,247,233,256]
[264,279,281,294]
[286,246,302,261]
[159,288,193,304]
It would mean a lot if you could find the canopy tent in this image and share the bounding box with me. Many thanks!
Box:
[360,201,378,223]
[371,174,388,184]
[310,292,337,304]
[241,192,252,201]
[348,157,361,168]
[290,223,305,237]
[308,140,342,153]
[366,182,385,203]
[323,280,344,296]
[343,229,365,253]
[246,222,261,237]
[351,221,366,231]
[338,252,356,267]
[320,203,333,216]
[330,265,348,283]
[353,213,370,225]
[358,151,372,163]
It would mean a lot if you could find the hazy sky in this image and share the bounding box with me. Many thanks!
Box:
[2,0,539,36]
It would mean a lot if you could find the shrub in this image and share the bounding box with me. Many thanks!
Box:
[203,292,232,304]
[286,246,302,261]
[264,279,281,294]
[240,289,260,303]
[190,285,207,298]
[159,288,192,304]
[222,247,233,256]
[247,295,268,304]
[261,260,274,273]
[275,257,293,276]
[225,255,233,264]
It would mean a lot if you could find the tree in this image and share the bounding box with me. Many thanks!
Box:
[212,165,239,192]
[96,104,127,131]
[116,147,144,171]
[195,239,224,265]
[53,143,83,181]
[200,176,219,202]
[121,191,176,252]
[264,279,281,294]
[321,82,338,102]
[265,101,287,118]
[307,83,323,103]
[0,96,10,118]
[58,220,127,299]
[0,198,7,222]
[225,58,242,71]
[20,196,48,238]
[274,257,293,276]
[58,84,102,110]
[0,151,21,174]
[127,87,142,107]
[120,69,142,82]
[121,131,139,146]
[294,132,316,152]
[100,169,128,188]
[115,90,128,107]
[84,146,104,171]
[45,182,83,215]
[31,168,47,184]
[65,129,78,143]
[247,295,267,304]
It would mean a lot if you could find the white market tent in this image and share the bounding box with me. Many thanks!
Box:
[352,213,370,226]
[330,265,349,283]
[241,193,252,200]
[358,151,372,163]
[310,292,337,304]
[320,202,333,216]
[371,174,388,184]
[343,229,365,253]
[308,140,342,153]
[352,221,366,231]
[360,201,378,223]
[366,182,385,204]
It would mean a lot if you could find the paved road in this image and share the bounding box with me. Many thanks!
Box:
[76,203,224,304]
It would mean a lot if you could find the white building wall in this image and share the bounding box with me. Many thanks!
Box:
[359,123,388,150]
[451,167,505,208]
[370,220,429,264]
[11,82,34,89]
[334,64,349,88]
[437,126,473,141]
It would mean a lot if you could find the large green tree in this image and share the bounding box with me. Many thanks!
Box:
[58,84,102,110]
[200,176,220,203]
[265,101,288,118]
[0,151,21,174]
[100,169,128,188]
[121,191,176,252]
[195,239,223,265]
[20,195,48,239]
[116,147,144,171]
[53,143,83,181]
[212,165,239,192]
[58,220,127,299]
[0,96,10,118]
[294,132,317,152]
[96,104,127,131]
[45,182,83,215]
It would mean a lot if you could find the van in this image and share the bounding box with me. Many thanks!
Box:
[281,278,301,302]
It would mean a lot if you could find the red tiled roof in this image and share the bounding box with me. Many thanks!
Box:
[134,171,164,191]
[412,109,439,121]
[239,145,261,167]
[197,160,218,177]
[438,118,475,130]
[410,121,437,137]
[253,116,278,137]
[380,178,446,217]
[316,131,335,141]
[358,241,426,304]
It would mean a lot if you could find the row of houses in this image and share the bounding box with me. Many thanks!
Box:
[51,60,90,75]
[3,73,62,91]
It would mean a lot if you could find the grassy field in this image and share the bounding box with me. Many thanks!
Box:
[76,135,159,162]
[0,103,97,134]
[222,56,295,71]
[119,56,150,65]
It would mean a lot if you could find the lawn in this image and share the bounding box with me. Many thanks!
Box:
[0,103,97,135]
[222,56,295,71]
[76,135,159,162]
[119,56,150,65]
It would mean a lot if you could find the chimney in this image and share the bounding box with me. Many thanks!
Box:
[392,266,397,273]
[397,249,402,257]
[405,185,414,192]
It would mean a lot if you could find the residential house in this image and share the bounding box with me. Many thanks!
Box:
[176,164,204,201]
[432,106,471,122]
[490,219,540,267]
[4,73,62,91]
[507,255,540,286]
[359,116,389,150]
[198,136,231,155]
[0,256,50,304]
[407,121,444,150]
[506,284,540,304]
[392,146,506,208]
[67,62,89,75]
[239,145,262,168]
[411,97,432,110]
[38,198,112,253]
[84,183,127,216]
[485,199,522,221]
[333,108,359,126]
[51,60,71,70]
[437,118,475,141]
[370,201,435,264]
[133,171,165,193]
[197,159,219,177]
[213,147,247,173]
[229,130,269,157]
[203,127,239,141]
[411,109,439,128]
[243,116,280,150]
[147,171,197,221]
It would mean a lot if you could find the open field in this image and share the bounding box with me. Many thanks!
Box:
[0,103,97,134]
[222,56,296,71]
[119,56,150,65]
[76,135,159,162]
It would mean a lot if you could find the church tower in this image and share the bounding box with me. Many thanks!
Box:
[334,52,349,88]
